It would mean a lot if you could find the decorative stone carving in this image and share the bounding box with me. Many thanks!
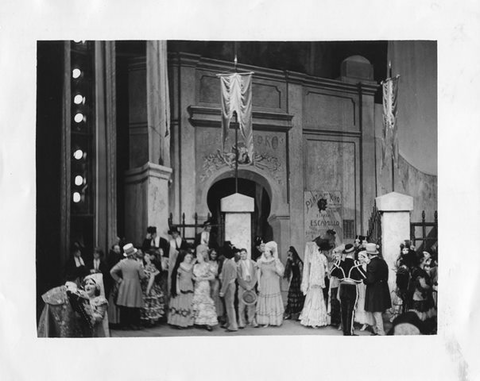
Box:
[200,148,282,184]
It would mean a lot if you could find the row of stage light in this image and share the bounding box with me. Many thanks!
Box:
[70,40,92,210]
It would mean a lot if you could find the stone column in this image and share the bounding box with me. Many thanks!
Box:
[376,191,414,294]
[124,163,172,246]
[221,193,255,258]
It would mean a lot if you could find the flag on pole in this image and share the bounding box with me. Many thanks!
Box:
[381,74,400,169]
[219,72,254,163]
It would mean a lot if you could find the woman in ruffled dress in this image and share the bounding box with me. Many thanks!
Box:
[140,252,165,326]
[299,238,329,328]
[192,245,218,331]
[256,241,285,327]
[283,246,305,320]
[168,250,196,329]
[354,250,375,331]
[207,247,224,323]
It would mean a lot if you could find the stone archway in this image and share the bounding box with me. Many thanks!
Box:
[199,166,288,221]
[198,167,291,277]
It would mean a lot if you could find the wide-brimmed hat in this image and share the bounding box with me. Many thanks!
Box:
[242,289,257,306]
[365,243,379,255]
[342,244,355,254]
[123,243,137,257]
[168,227,180,235]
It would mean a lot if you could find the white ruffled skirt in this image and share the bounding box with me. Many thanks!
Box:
[300,285,328,327]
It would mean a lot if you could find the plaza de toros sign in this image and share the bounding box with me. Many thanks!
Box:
[304,190,343,242]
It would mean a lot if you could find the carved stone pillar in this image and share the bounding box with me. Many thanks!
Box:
[376,191,414,294]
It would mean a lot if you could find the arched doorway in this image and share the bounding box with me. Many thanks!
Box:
[206,178,273,251]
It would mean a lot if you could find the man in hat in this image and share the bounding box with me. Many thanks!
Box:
[236,248,258,329]
[330,244,367,335]
[110,243,146,330]
[142,226,170,259]
[363,243,391,335]
[194,219,218,250]
[167,227,188,295]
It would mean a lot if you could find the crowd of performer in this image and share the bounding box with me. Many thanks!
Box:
[37,222,438,337]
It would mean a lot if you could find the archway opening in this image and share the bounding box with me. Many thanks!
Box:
[207,178,273,251]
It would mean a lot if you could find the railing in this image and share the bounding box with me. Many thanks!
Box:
[168,212,224,245]
[411,211,438,253]
[366,202,382,245]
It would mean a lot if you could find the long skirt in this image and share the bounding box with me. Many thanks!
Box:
[141,282,165,323]
[256,284,284,326]
[300,286,328,327]
[168,292,194,328]
[192,280,218,326]
[354,283,374,326]
[285,276,305,315]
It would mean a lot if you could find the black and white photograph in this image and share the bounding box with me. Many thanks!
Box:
[1,1,479,381]
[35,40,438,339]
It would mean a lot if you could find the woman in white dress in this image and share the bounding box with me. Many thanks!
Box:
[354,250,375,330]
[192,245,218,331]
[299,239,330,328]
[256,241,285,327]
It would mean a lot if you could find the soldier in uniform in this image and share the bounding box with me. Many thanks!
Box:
[330,243,367,336]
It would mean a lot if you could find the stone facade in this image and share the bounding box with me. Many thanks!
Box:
[162,53,378,264]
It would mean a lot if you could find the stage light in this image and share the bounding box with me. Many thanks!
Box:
[73,94,85,105]
[73,149,83,160]
[73,192,81,203]
[74,113,84,123]
[74,175,84,186]
[72,68,82,79]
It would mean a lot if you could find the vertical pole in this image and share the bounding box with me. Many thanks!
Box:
[388,61,395,193]
[234,112,238,194]
[234,42,239,194]
[392,156,395,192]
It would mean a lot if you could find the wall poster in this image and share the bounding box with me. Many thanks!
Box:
[304,190,343,244]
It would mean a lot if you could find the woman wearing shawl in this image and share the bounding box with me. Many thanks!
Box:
[283,246,305,320]
[167,250,196,328]
[255,241,285,327]
[299,238,329,328]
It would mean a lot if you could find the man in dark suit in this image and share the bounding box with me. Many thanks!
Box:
[142,226,170,258]
[65,242,89,286]
[331,243,367,335]
[194,220,218,250]
[167,227,189,296]
[363,243,391,335]
[87,247,110,296]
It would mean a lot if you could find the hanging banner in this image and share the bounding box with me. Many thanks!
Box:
[381,74,400,169]
[218,72,254,162]
[304,190,343,243]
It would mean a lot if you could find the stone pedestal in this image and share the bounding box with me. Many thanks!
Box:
[376,192,414,294]
[221,193,255,258]
[124,162,172,246]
